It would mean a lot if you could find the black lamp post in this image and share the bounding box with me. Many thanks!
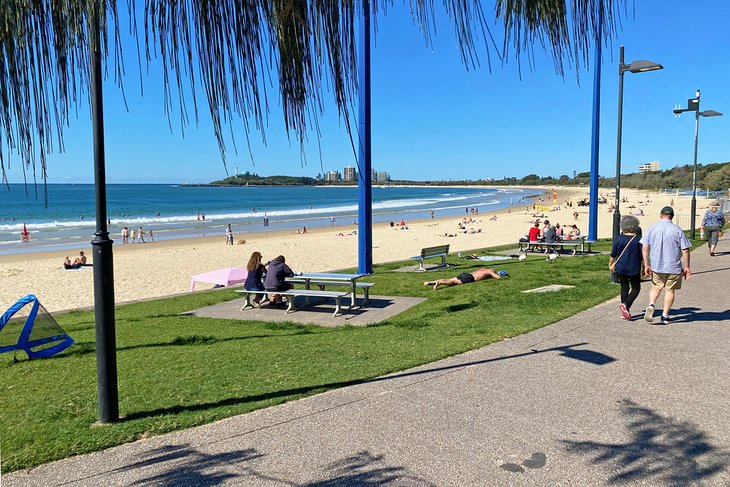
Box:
[613,46,663,241]
[673,90,723,239]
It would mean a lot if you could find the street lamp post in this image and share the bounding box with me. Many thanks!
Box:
[673,90,723,239]
[613,46,664,241]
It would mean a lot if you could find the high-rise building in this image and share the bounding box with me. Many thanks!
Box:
[343,166,356,181]
[371,168,377,181]
[638,161,660,173]
[325,171,340,182]
[377,171,390,182]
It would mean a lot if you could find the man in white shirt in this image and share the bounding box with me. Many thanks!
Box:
[640,206,691,325]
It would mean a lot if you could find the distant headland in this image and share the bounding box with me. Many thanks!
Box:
[184,162,730,190]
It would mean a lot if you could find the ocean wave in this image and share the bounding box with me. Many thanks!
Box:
[0,193,492,231]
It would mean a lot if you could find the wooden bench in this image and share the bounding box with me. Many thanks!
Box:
[287,279,375,302]
[411,244,450,271]
[517,238,592,255]
[235,289,349,317]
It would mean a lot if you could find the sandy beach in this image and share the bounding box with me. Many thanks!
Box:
[0,186,707,313]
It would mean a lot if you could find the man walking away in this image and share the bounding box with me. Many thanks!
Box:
[641,206,691,325]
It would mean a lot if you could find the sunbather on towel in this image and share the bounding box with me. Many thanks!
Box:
[424,267,504,291]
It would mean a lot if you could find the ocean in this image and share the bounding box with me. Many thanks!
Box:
[0,184,540,255]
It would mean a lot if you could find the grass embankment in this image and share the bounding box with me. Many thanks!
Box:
[0,239,640,472]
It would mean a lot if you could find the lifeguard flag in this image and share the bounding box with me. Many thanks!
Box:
[553,191,557,204]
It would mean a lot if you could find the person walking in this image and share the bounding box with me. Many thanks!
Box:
[641,206,691,325]
[609,215,643,320]
[700,201,725,257]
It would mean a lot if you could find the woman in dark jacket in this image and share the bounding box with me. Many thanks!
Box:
[264,255,295,303]
[244,251,267,306]
[609,215,643,320]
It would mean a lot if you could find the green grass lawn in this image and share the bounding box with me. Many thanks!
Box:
[2,241,629,472]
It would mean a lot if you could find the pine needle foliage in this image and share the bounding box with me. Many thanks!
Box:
[0,0,625,187]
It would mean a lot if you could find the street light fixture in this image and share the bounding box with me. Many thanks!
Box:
[673,90,723,239]
[613,46,664,241]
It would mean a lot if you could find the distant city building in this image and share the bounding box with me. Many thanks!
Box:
[371,168,377,181]
[343,166,356,181]
[325,171,341,182]
[639,161,660,173]
[376,171,390,182]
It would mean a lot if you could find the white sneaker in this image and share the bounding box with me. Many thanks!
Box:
[644,304,655,322]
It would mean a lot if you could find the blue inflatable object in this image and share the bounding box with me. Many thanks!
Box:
[0,294,74,359]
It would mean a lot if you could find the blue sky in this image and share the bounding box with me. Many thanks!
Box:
[7,0,730,184]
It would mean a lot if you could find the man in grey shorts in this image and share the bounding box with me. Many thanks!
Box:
[641,206,691,325]
[424,267,502,290]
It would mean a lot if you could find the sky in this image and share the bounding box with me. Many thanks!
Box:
[5,0,730,184]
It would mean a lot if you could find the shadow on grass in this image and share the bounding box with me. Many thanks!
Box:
[563,399,730,485]
[303,450,435,486]
[445,301,478,313]
[125,342,612,421]
[47,328,332,362]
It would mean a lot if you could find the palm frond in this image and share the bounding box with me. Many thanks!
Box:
[0,0,625,189]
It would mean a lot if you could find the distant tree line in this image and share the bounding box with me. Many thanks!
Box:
[485,161,730,191]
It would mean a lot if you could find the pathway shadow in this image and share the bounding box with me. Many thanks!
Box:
[303,450,435,486]
[669,307,730,324]
[126,342,614,421]
[690,266,730,276]
[116,443,263,486]
[563,399,730,485]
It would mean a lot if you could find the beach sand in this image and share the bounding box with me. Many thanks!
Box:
[0,186,704,313]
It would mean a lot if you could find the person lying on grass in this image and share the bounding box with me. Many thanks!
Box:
[424,267,504,291]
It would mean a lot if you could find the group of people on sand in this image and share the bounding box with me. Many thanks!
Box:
[63,251,89,270]
[121,226,153,244]
[244,252,299,307]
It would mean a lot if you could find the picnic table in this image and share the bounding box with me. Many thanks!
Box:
[287,272,367,307]
[517,236,592,255]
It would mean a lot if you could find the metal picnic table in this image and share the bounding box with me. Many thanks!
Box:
[287,272,366,307]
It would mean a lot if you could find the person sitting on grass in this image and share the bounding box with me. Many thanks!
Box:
[424,267,504,291]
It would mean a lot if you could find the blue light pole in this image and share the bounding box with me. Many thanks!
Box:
[357,0,373,274]
[588,20,602,242]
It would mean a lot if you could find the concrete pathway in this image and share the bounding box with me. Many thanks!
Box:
[6,247,730,486]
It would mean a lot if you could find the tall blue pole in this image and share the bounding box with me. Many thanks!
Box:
[357,0,373,274]
[588,20,601,242]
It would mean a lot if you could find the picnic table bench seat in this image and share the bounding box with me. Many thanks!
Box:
[236,289,349,317]
[411,244,450,271]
